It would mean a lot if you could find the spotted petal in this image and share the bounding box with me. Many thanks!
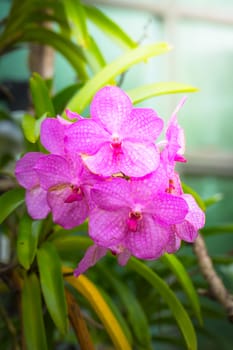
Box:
[65,119,109,155]
[26,186,50,219]
[34,155,71,190]
[90,85,132,132]
[15,152,44,189]
[89,207,128,247]
[91,178,132,210]
[47,186,89,229]
[125,214,168,259]
[121,108,163,142]
[121,141,160,177]
[40,117,69,155]
[153,193,189,225]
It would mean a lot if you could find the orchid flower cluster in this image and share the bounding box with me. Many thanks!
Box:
[15,86,205,276]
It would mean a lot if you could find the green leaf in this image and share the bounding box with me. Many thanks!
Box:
[128,258,197,350]
[52,83,83,115]
[161,254,202,325]
[30,73,55,118]
[64,0,89,47]
[202,224,233,236]
[85,5,137,50]
[99,266,152,349]
[83,36,106,74]
[127,81,198,104]
[37,242,68,335]
[0,188,24,224]
[22,114,36,143]
[51,235,91,262]
[182,182,206,212]
[66,42,171,113]
[204,193,223,208]
[17,213,41,270]
[21,27,88,80]
[22,273,48,350]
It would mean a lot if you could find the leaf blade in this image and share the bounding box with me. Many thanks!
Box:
[66,42,171,113]
[37,242,68,335]
[127,81,198,104]
[63,267,132,350]
[161,253,202,324]
[22,273,48,350]
[0,188,24,224]
[128,258,197,350]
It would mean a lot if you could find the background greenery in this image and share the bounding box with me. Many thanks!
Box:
[0,0,233,349]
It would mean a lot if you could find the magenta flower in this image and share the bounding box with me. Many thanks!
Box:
[15,152,50,219]
[34,154,96,229]
[88,177,188,260]
[65,85,164,177]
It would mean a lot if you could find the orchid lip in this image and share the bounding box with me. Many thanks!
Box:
[64,185,83,203]
[127,210,142,232]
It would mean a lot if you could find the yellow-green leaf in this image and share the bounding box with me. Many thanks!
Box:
[37,242,68,335]
[127,81,198,104]
[63,267,132,350]
[22,273,48,350]
[30,73,55,118]
[66,42,171,114]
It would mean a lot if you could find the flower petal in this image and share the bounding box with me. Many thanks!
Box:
[65,119,109,155]
[89,207,128,247]
[26,186,50,219]
[91,178,132,210]
[15,152,44,189]
[34,155,71,190]
[166,226,181,253]
[82,143,119,176]
[48,186,89,229]
[74,245,107,277]
[121,141,160,177]
[40,117,68,154]
[121,108,163,142]
[125,214,168,259]
[90,85,132,132]
[154,193,189,225]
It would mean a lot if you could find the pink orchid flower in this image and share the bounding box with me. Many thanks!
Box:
[88,177,189,260]
[15,152,50,219]
[65,85,164,177]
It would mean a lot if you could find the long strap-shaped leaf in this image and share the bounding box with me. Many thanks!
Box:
[128,258,197,350]
[161,253,202,325]
[63,267,132,350]
[66,42,171,113]
[127,81,198,104]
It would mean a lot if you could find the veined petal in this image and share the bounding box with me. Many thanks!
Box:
[121,108,163,142]
[65,119,109,155]
[26,186,50,219]
[74,245,107,277]
[175,221,199,243]
[121,141,160,177]
[40,117,68,154]
[125,214,168,259]
[15,152,44,189]
[48,186,89,229]
[89,208,128,247]
[166,226,181,253]
[154,193,189,225]
[91,178,132,210]
[182,194,205,230]
[90,85,132,132]
[34,155,71,190]
[82,143,119,176]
